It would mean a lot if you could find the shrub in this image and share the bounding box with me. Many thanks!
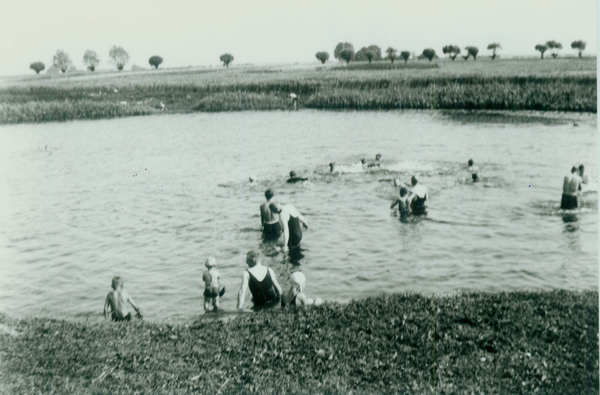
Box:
[109,46,129,70]
[53,50,72,73]
[83,50,100,72]
[220,54,234,68]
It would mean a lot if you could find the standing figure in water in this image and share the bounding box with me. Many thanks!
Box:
[467,159,480,182]
[287,171,309,183]
[391,186,413,217]
[410,175,429,215]
[269,202,309,252]
[260,189,282,239]
[561,166,582,210]
[237,250,282,310]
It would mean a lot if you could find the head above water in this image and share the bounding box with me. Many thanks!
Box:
[375,154,381,161]
[246,250,261,267]
[289,171,297,178]
[411,175,419,186]
[468,159,474,167]
[111,276,124,290]
[249,175,256,183]
[205,256,217,268]
[571,166,578,174]
[360,159,366,165]
[269,202,283,214]
[579,164,585,174]
[400,187,408,197]
[265,189,274,200]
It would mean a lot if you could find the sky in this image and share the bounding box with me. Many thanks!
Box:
[1,0,597,76]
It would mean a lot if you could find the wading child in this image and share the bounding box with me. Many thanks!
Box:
[391,187,412,217]
[103,276,142,322]
[281,272,322,307]
[203,256,225,312]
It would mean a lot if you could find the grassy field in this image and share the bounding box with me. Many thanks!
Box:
[0,57,596,124]
[0,290,597,394]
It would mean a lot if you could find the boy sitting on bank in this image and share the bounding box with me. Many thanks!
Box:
[104,276,142,322]
[203,256,226,312]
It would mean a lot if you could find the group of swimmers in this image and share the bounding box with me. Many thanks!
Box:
[103,157,591,320]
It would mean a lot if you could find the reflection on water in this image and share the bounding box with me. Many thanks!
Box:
[0,110,597,319]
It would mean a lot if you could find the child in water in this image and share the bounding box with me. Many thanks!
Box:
[390,186,412,217]
[104,276,142,322]
[281,272,323,307]
[203,256,225,312]
[467,159,480,182]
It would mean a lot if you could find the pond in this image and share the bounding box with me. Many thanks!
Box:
[0,110,596,319]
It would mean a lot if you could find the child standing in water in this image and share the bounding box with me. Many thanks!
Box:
[391,186,412,217]
[104,276,142,322]
[281,272,322,307]
[203,257,225,312]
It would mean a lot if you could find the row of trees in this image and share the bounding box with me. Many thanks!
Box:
[535,40,586,59]
[29,47,165,74]
[316,40,587,65]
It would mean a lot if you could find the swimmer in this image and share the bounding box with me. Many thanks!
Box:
[281,272,323,307]
[579,165,589,185]
[467,159,480,182]
[287,171,308,184]
[261,189,282,238]
[269,202,308,252]
[561,166,581,209]
[410,175,429,215]
[367,154,382,168]
[391,186,412,217]
[329,162,336,174]
[249,175,257,184]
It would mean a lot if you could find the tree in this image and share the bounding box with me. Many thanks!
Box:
[571,40,586,58]
[442,45,461,61]
[109,46,129,70]
[29,62,45,74]
[220,53,234,68]
[355,47,375,63]
[487,43,501,60]
[149,56,163,69]
[546,41,562,58]
[535,44,548,59]
[422,48,436,61]
[365,51,374,64]
[315,51,329,64]
[385,47,397,64]
[334,42,354,61]
[53,49,72,73]
[339,48,354,64]
[463,46,479,60]
[83,50,100,72]
[400,51,410,63]
[367,45,382,60]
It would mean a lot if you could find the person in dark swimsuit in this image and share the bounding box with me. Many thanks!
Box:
[409,175,429,216]
[287,171,308,183]
[269,202,309,252]
[467,159,480,182]
[237,250,282,310]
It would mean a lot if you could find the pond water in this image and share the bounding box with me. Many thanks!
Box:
[0,110,597,320]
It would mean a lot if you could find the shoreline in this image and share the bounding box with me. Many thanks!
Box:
[1,290,597,393]
[0,58,596,125]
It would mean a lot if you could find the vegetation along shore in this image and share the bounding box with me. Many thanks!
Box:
[0,57,595,125]
[0,290,597,394]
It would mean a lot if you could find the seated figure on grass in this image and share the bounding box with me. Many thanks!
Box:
[104,276,142,322]
[281,272,323,307]
[237,250,282,311]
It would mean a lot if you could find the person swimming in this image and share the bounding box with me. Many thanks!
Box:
[410,175,429,215]
[329,162,336,174]
[367,154,382,168]
[287,171,308,184]
[467,159,480,182]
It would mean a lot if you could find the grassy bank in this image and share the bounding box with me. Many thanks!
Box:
[0,57,596,124]
[0,290,597,394]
